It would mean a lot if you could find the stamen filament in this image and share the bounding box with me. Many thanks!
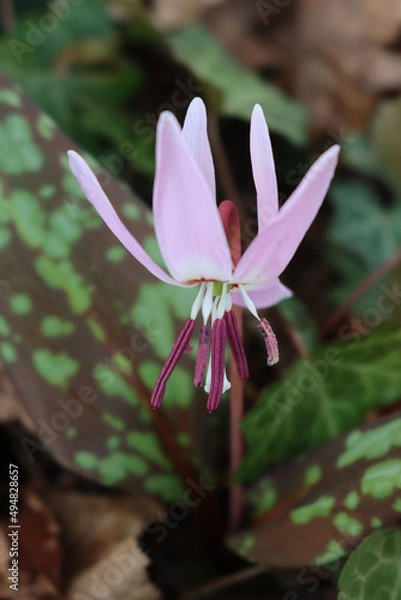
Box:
[191,282,206,320]
[151,318,196,408]
[194,325,210,387]
[202,283,213,324]
[225,310,249,380]
[238,285,260,320]
[207,318,227,412]
[216,283,228,319]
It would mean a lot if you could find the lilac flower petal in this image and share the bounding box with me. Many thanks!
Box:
[182,98,216,198]
[68,151,181,287]
[233,145,340,286]
[231,279,293,309]
[250,104,278,231]
[153,112,232,284]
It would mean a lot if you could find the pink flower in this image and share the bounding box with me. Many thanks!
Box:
[68,98,339,411]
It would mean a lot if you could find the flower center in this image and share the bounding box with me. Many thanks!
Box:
[149,280,279,412]
[150,199,278,412]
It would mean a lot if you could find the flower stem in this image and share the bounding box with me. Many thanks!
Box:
[209,110,245,530]
[208,110,240,204]
[1,0,15,31]
[229,304,244,531]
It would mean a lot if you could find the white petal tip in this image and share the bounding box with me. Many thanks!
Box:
[158,110,179,128]
[67,149,79,164]
[67,150,87,177]
[189,96,205,110]
[314,144,340,176]
[326,144,341,160]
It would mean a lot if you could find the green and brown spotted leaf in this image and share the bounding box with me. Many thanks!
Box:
[228,412,401,568]
[0,69,223,500]
[338,528,401,599]
[235,322,401,483]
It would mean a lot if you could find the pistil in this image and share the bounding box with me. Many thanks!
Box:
[225,310,249,380]
[207,318,227,412]
[194,325,210,386]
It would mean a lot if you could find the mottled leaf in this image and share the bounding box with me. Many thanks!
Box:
[0,0,143,171]
[328,179,401,309]
[236,323,401,483]
[338,529,401,599]
[167,24,307,145]
[229,413,401,567]
[0,70,223,499]
[329,180,401,267]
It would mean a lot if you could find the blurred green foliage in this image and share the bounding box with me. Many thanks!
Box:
[236,323,401,482]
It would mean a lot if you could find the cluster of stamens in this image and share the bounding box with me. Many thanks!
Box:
[150,281,279,412]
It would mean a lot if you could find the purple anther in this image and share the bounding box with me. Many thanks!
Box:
[151,318,196,408]
[258,318,279,366]
[225,310,249,380]
[206,318,227,412]
[194,324,210,387]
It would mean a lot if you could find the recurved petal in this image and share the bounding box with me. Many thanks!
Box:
[250,104,278,231]
[233,145,340,286]
[182,97,216,198]
[68,151,181,286]
[231,279,293,309]
[153,112,232,283]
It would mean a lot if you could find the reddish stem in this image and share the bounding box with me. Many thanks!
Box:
[218,200,244,529]
[229,304,245,531]
[1,0,15,31]
[218,200,241,267]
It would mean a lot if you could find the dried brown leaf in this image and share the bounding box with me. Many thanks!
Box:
[0,489,62,599]
[207,0,401,132]
[51,492,162,600]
